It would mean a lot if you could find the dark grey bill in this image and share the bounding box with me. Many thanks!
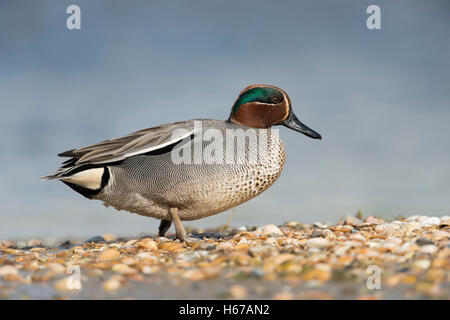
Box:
[282,112,322,139]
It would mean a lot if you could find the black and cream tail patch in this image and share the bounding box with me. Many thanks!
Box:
[59,167,105,190]
[43,164,110,199]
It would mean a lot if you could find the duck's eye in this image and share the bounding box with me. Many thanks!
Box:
[270,96,280,104]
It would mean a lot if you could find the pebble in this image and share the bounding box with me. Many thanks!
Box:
[344,215,363,226]
[217,242,233,250]
[141,266,159,275]
[85,236,106,243]
[0,240,16,248]
[53,277,82,292]
[313,222,328,229]
[419,245,437,255]
[136,238,158,250]
[181,268,219,281]
[264,237,278,245]
[177,251,201,262]
[0,215,449,300]
[112,263,137,275]
[249,245,277,258]
[416,238,434,246]
[364,216,384,224]
[311,229,326,238]
[103,275,123,292]
[272,292,294,300]
[261,224,283,237]
[439,218,450,228]
[432,230,449,242]
[306,238,330,248]
[228,284,248,299]
[374,223,397,233]
[47,263,66,276]
[0,265,19,277]
[123,239,138,247]
[98,248,121,261]
[420,217,441,227]
[413,259,431,270]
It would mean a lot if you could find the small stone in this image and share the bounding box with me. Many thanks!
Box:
[23,261,40,271]
[420,217,441,227]
[313,222,328,229]
[135,251,154,260]
[112,263,137,275]
[123,239,138,247]
[432,230,449,242]
[249,245,277,258]
[416,238,434,246]
[364,216,384,224]
[413,259,431,270]
[297,291,334,300]
[344,215,362,226]
[58,240,71,249]
[181,268,217,281]
[402,222,421,232]
[177,251,201,262]
[85,236,106,243]
[419,245,437,255]
[228,284,248,299]
[86,269,104,277]
[250,268,264,278]
[306,238,330,248]
[311,230,326,238]
[217,242,233,250]
[54,277,82,292]
[264,237,278,245]
[0,240,16,249]
[98,248,120,261]
[159,242,184,252]
[199,242,216,250]
[330,225,353,232]
[136,238,158,250]
[439,218,450,228]
[261,224,283,237]
[302,268,332,282]
[0,265,18,277]
[273,292,294,300]
[103,275,123,292]
[141,266,159,274]
[47,263,66,276]
[237,237,248,244]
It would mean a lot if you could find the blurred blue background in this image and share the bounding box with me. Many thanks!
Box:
[1,0,449,240]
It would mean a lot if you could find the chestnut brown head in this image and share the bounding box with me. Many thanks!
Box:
[229,84,321,139]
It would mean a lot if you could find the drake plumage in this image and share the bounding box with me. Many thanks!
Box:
[43,85,321,242]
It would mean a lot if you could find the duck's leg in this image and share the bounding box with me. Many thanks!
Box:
[158,219,172,237]
[169,207,187,241]
[169,207,201,244]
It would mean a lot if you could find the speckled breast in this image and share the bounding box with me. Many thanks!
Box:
[96,123,286,221]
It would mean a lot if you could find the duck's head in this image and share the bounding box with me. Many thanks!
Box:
[228,84,321,139]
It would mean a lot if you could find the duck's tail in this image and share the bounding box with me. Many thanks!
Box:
[42,161,110,199]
